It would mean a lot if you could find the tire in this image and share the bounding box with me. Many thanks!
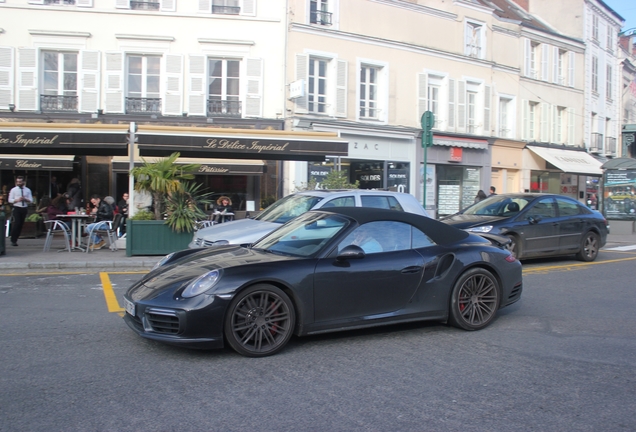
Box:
[576,231,600,262]
[448,268,501,331]
[504,234,521,259]
[224,284,296,357]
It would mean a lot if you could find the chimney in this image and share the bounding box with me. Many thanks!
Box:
[511,0,529,11]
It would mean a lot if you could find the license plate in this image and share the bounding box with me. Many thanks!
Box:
[124,298,135,317]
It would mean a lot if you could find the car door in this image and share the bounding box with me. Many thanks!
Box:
[313,221,424,323]
[521,197,560,257]
[556,197,585,252]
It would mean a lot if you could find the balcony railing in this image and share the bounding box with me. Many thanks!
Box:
[310,10,333,25]
[207,99,242,117]
[40,94,78,112]
[130,1,160,10]
[605,137,617,156]
[589,132,603,153]
[125,97,161,114]
[44,0,76,4]
[212,5,240,15]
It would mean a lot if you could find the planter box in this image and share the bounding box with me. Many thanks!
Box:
[126,219,192,256]
[19,221,45,239]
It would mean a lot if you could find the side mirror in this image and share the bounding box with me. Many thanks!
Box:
[336,245,366,261]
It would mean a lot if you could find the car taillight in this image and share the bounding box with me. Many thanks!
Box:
[505,255,517,263]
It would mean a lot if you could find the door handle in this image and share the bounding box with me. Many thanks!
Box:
[401,266,422,274]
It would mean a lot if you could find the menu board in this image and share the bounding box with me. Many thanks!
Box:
[438,184,461,215]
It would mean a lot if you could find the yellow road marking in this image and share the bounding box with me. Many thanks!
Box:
[523,255,636,274]
[100,272,125,316]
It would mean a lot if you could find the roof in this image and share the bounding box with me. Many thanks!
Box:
[319,207,469,245]
[601,157,636,170]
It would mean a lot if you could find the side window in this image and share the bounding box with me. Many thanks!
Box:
[321,196,354,208]
[360,195,404,211]
[412,227,435,249]
[556,197,583,217]
[338,221,411,254]
[527,198,556,219]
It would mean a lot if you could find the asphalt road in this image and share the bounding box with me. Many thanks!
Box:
[1,250,635,431]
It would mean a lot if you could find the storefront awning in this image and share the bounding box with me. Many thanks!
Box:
[528,146,603,176]
[112,156,265,175]
[0,154,75,171]
[0,123,128,156]
[434,136,489,150]
[135,125,348,162]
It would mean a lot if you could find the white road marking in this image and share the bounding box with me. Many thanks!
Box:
[604,245,636,251]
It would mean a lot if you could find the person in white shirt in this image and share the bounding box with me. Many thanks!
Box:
[8,176,33,246]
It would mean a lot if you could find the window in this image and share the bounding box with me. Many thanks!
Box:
[208,59,240,116]
[322,196,354,207]
[466,90,477,134]
[359,65,378,119]
[556,197,583,217]
[43,0,76,4]
[465,21,484,59]
[498,97,512,138]
[557,49,567,85]
[360,195,404,211]
[591,56,598,94]
[592,15,599,42]
[130,1,160,10]
[308,57,328,114]
[428,82,440,128]
[126,55,161,113]
[526,101,539,141]
[310,0,332,26]
[41,51,78,111]
[606,65,612,100]
[606,25,614,51]
[554,106,566,143]
[212,0,239,14]
[338,221,412,254]
[530,42,539,79]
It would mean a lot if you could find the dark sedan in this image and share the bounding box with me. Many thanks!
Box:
[123,207,522,357]
[441,193,608,261]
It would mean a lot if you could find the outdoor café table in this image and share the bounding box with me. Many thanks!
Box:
[57,214,94,252]
[212,211,235,224]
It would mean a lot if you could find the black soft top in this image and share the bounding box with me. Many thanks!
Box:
[317,207,469,246]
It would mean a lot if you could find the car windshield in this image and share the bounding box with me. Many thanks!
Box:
[463,196,531,217]
[252,212,349,257]
[255,194,323,224]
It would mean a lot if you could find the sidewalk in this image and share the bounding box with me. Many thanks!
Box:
[1,233,635,273]
[0,237,160,272]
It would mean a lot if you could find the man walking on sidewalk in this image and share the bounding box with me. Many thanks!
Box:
[8,176,33,247]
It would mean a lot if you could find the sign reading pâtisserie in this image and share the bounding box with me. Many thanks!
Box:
[137,134,348,161]
[0,131,128,156]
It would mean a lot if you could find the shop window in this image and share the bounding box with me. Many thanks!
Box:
[126,55,161,114]
[41,51,78,112]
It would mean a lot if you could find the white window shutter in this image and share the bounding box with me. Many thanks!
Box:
[104,52,124,114]
[417,73,428,122]
[241,0,256,16]
[28,0,45,4]
[524,38,531,77]
[568,51,575,87]
[115,0,130,8]
[568,108,575,144]
[78,50,100,113]
[541,44,549,81]
[198,0,211,13]
[162,54,183,116]
[457,80,466,132]
[0,47,14,110]
[245,57,262,117]
[17,48,37,111]
[77,0,93,7]
[335,59,347,118]
[522,100,528,140]
[552,46,559,84]
[187,55,206,116]
[540,102,550,142]
[483,85,491,135]
[161,0,176,12]
[447,78,455,130]
[295,54,308,114]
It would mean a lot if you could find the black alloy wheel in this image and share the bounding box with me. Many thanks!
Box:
[449,268,501,331]
[224,284,295,357]
[576,231,600,262]
[504,234,521,259]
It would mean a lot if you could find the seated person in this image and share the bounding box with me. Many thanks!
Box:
[213,196,234,223]
[339,227,383,254]
[85,194,114,250]
[46,194,69,220]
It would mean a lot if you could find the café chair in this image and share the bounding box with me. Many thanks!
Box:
[85,213,123,253]
[43,220,72,253]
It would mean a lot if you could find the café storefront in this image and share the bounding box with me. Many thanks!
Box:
[0,122,348,212]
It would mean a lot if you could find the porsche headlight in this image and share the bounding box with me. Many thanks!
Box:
[152,253,175,271]
[467,225,494,233]
[182,270,221,298]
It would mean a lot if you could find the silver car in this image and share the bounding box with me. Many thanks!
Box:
[189,189,428,248]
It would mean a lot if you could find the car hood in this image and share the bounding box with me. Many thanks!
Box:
[441,214,508,230]
[191,218,280,245]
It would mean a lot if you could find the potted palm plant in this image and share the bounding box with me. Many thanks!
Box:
[126,152,213,256]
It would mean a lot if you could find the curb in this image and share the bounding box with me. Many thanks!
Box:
[0,260,158,271]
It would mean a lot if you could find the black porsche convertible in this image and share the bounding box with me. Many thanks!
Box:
[123,207,523,357]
